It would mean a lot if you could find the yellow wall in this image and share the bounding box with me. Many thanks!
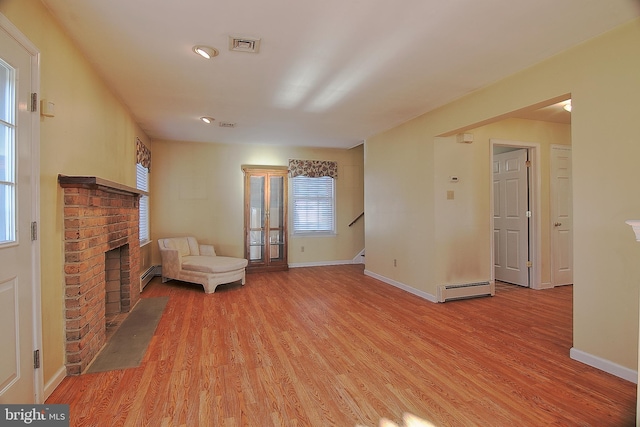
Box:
[150,140,364,265]
[0,1,152,389]
[366,20,640,370]
[432,118,571,287]
[364,123,436,286]
[365,119,570,292]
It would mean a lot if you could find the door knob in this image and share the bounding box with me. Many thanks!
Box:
[554,222,562,227]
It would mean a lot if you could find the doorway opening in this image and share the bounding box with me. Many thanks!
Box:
[490,139,542,289]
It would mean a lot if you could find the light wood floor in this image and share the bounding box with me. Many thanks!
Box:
[46,265,636,426]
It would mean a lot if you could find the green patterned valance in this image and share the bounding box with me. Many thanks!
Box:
[289,159,337,179]
[136,137,151,170]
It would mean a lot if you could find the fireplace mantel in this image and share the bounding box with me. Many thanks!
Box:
[58,174,145,197]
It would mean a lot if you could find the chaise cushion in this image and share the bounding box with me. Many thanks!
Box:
[164,237,193,257]
[182,255,248,274]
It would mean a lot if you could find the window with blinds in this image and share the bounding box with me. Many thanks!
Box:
[291,176,335,235]
[136,163,150,243]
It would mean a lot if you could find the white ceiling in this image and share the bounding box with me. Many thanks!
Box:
[40,0,639,148]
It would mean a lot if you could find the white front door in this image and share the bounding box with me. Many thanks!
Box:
[493,148,529,287]
[0,17,40,403]
[550,145,573,286]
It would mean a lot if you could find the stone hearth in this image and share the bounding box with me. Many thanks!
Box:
[59,175,143,375]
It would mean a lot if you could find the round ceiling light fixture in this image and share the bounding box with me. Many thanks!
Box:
[200,116,215,124]
[193,45,219,59]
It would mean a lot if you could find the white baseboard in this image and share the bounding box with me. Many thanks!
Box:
[140,265,162,291]
[570,347,638,383]
[539,281,553,289]
[289,260,354,268]
[44,365,67,401]
[364,270,438,303]
[352,249,365,264]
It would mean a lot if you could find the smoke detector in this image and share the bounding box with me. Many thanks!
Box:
[228,36,261,53]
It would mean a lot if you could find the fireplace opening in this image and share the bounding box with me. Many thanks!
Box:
[105,247,122,316]
[104,245,132,342]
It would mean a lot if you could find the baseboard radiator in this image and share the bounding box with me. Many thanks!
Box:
[437,281,495,303]
[140,265,161,290]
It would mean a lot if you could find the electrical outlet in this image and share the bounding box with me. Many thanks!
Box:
[393,259,397,267]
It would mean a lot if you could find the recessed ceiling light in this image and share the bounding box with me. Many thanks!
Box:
[193,45,219,59]
[200,116,215,124]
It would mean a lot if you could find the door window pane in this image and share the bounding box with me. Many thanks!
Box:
[0,62,13,123]
[0,123,13,182]
[0,59,16,244]
[269,176,283,229]
[249,176,265,261]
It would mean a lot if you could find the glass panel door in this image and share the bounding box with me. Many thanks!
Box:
[244,166,288,272]
[269,175,285,262]
[248,175,265,262]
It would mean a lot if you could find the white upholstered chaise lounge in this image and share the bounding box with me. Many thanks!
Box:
[158,236,247,293]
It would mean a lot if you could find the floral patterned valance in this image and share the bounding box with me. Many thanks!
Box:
[136,137,151,170]
[289,159,337,179]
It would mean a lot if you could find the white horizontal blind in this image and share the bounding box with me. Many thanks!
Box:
[136,163,149,243]
[291,176,335,234]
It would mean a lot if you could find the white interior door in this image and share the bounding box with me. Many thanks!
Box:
[493,148,529,286]
[0,18,39,403]
[550,145,573,286]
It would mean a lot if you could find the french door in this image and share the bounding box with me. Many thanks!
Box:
[0,15,41,403]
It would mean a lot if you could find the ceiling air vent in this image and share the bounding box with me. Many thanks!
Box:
[228,36,261,53]
[219,122,237,128]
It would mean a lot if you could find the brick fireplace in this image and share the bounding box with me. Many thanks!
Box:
[59,175,143,375]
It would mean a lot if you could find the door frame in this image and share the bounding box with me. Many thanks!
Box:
[0,13,43,402]
[490,139,544,289]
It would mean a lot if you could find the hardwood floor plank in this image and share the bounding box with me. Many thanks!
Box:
[46,265,636,426]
